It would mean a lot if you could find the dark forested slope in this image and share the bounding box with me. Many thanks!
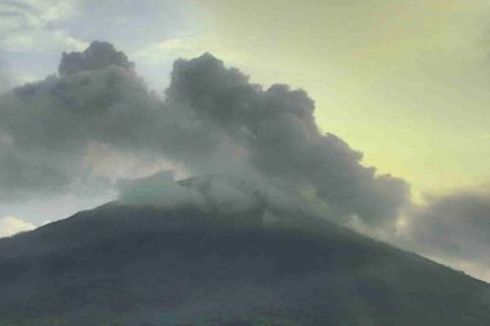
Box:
[0,202,489,325]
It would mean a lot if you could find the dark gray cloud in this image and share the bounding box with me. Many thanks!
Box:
[0,41,409,227]
[404,191,490,268]
[0,42,158,199]
[165,54,410,226]
[58,41,134,76]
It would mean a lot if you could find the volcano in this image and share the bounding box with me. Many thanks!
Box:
[0,200,489,325]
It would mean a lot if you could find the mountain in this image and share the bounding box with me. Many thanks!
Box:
[0,202,489,325]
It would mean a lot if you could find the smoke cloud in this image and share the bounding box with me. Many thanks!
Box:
[118,171,198,208]
[58,41,135,76]
[399,190,490,281]
[0,41,409,228]
[163,54,410,226]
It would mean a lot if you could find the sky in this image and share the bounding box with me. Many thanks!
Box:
[2,0,490,196]
[0,0,490,281]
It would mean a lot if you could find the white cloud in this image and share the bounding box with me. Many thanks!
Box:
[0,0,200,91]
[0,216,36,238]
[133,38,205,63]
[133,37,246,66]
[0,29,87,53]
[0,0,78,30]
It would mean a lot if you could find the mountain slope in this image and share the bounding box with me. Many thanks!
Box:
[0,202,489,325]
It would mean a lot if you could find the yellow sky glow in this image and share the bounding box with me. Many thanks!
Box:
[192,0,490,197]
